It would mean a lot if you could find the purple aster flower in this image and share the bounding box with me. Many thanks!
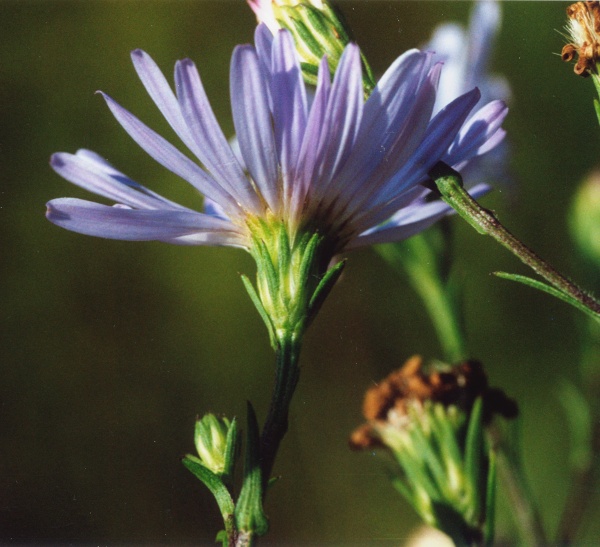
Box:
[425,0,510,187]
[427,0,509,112]
[47,25,506,257]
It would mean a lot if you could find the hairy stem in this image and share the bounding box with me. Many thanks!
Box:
[259,335,302,491]
[429,162,600,321]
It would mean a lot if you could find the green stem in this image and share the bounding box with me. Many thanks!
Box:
[489,424,548,546]
[259,334,302,491]
[377,233,467,362]
[556,413,600,544]
[429,162,600,321]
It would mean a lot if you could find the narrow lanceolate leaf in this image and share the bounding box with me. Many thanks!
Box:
[235,402,269,536]
[494,272,600,322]
[182,456,235,521]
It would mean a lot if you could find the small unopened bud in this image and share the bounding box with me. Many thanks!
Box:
[562,2,600,77]
[247,0,375,91]
[194,414,238,479]
[570,169,600,266]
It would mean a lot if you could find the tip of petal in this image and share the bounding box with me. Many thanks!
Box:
[49,153,65,168]
[177,58,195,69]
[466,86,481,103]
[131,49,145,59]
[45,201,68,222]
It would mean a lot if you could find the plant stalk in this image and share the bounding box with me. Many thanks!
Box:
[259,334,302,492]
[429,162,600,321]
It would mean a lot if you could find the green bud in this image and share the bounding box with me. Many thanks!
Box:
[244,218,343,348]
[194,414,238,481]
[570,170,600,267]
[248,0,375,93]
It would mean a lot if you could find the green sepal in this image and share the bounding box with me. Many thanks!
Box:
[360,51,376,96]
[281,7,325,62]
[235,402,269,536]
[301,4,345,54]
[390,475,416,508]
[494,271,600,322]
[592,74,600,125]
[464,397,484,521]
[431,405,463,474]
[407,415,448,496]
[594,98,600,126]
[297,233,321,289]
[393,440,440,510]
[240,274,276,349]
[299,62,319,86]
[222,416,239,484]
[182,456,235,527]
[257,238,279,305]
[484,449,497,547]
[277,227,291,282]
[308,259,345,320]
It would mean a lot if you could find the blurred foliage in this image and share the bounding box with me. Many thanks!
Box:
[0,1,598,544]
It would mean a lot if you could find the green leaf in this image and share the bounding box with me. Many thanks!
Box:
[494,272,600,322]
[182,456,235,522]
[235,402,269,536]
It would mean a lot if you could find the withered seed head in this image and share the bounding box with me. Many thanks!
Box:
[562,2,600,77]
[349,356,517,450]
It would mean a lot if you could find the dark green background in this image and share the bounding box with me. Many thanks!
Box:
[0,1,598,544]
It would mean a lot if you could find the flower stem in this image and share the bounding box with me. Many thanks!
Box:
[377,231,467,363]
[259,334,302,491]
[429,162,600,321]
[489,424,548,546]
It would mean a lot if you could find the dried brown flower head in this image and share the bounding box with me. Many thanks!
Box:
[562,1,600,76]
[349,356,517,450]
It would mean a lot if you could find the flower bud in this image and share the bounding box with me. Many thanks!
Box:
[570,170,600,267]
[247,0,375,91]
[194,414,238,480]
